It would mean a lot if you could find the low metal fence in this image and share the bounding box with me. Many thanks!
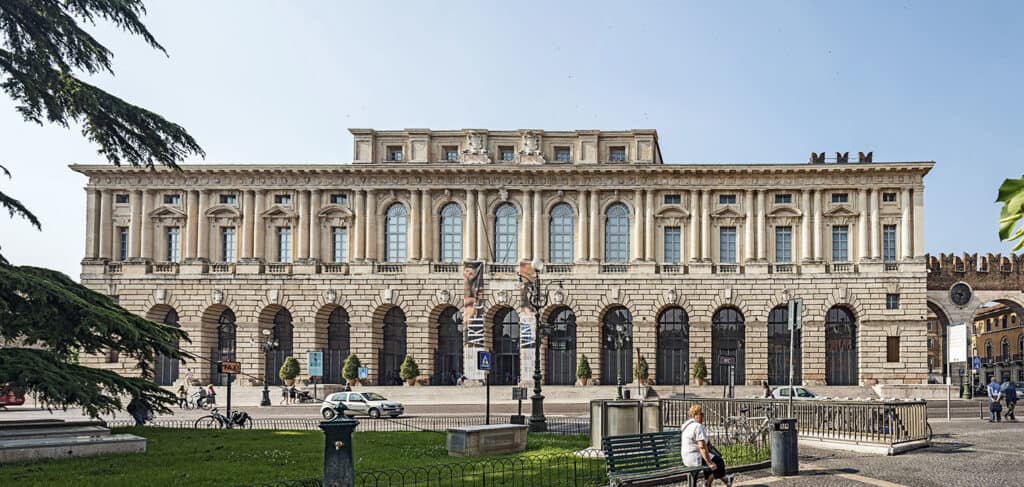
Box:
[108,415,590,435]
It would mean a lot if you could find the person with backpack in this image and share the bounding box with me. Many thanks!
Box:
[681,404,734,487]
[987,377,1003,422]
[1004,381,1017,421]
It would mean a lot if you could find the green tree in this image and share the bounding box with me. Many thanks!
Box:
[342,354,362,382]
[278,356,300,382]
[576,355,592,380]
[998,176,1024,251]
[692,357,708,382]
[635,354,650,381]
[399,355,419,382]
[0,0,203,417]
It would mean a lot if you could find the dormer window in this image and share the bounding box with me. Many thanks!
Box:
[115,194,129,204]
[443,145,459,162]
[387,146,403,162]
[774,193,792,204]
[609,146,626,162]
[330,193,347,205]
[219,194,237,205]
[554,147,571,162]
[831,193,849,204]
[163,194,181,205]
[499,146,515,161]
[274,194,292,205]
[719,194,737,205]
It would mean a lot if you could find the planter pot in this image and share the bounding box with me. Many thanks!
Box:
[283,378,296,386]
[346,379,357,387]
[578,378,589,386]
[696,378,706,386]
[405,379,416,386]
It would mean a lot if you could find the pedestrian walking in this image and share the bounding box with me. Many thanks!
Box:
[762,381,771,399]
[176,384,188,408]
[987,377,1002,422]
[1005,381,1017,421]
[289,385,297,405]
[205,384,216,406]
[184,368,195,386]
[280,386,289,405]
[126,396,149,426]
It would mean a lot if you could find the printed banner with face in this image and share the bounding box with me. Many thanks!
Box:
[463,261,486,380]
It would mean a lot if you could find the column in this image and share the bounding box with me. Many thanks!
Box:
[128,190,142,258]
[689,190,700,261]
[912,188,924,258]
[800,189,811,262]
[196,190,209,260]
[254,190,266,261]
[743,190,754,262]
[869,188,880,259]
[364,189,377,261]
[700,190,710,261]
[812,189,822,260]
[521,190,532,261]
[242,190,255,259]
[352,190,364,261]
[85,188,99,258]
[756,190,766,260]
[140,190,152,260]
[465,190,476,260]
[901,188,912,259]
[857,189,868,262]
[98,189,112,259]
[477,189,487,261]
[420,189,432,261]
[185,190,199,259]
[309,189,321,260]
[644,190,655,261]
[297,190,309,260]
[589,190,600,261]
[631,190,643,261]
[532,191,542,261]
[409,190,421,261]
[577,190,589,261]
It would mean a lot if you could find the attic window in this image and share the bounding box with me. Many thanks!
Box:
[163,194,181,205]
[719,194,737,205]
[330,193,347,205]
[274,194,292,205]
[443,145,459,162]
[774,193,792,204]
[831,193,849,204]
[609,146,626,162]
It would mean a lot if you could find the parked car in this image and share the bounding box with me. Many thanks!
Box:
[0,385,25,407]
[771,386,819,399]
[321,391,404,419]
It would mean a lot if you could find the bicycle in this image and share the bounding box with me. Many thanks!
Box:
[722,407,772,445]
[193,408,253,429]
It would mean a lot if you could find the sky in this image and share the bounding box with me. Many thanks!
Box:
[1,1,1021,280]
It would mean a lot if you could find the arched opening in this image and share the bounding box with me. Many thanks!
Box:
[604,203,630,263]
[265,308,294,386]
[825,306,857,385]
[768,306,802,385]
[657,307,689,385]
[494,203,518,263]
[546,307,577,385]
[153,307,180,386]
[601,306,633,385]
[927,301,951,385]
[432,306,463,385]
[210,308,237,386]
[325,307,350,384]
[549,203,574,263]
[492,307,521,386]
[439,203,462,263]
[712,307,745,385]
[379,307,408,385]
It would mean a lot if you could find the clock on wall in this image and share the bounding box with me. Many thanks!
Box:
[950,282,972,307]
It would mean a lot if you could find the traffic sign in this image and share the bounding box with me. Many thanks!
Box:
[219,361,241,374]
[512,387,528,400]
[358,367,369,379]
[788,298,803,331]
[972,356,982,370]
[307,351,323,377]
[478,351,492,371]
[719,356,737,366]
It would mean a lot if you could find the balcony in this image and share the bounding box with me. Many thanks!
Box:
[431,263,459,273]
[489,263,517,274]
[266,263,292,275]
[153,262,179,274]
[716,264,739,274]
[210,263,235,274]
[375,263,404,274]
[105,263,123,274]
[657,264,683,274]
[772,263,794,274]
[829,263,854,273]
[600,264,628,273]
[883,262,900,272]
[322,263,348,274]
[545,264,574,274]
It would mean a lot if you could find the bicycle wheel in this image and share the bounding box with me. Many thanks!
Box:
[194,415,221,429]
[199,398,212,410]
[239,416,253,429]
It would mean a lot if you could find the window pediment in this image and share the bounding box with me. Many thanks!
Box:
[823,205,859,218]
[767,205,802,218]
[205,205,241,218]
[260,205,298,219]
[318,205,354,227]
[655,207,690,226]
[150,205,186,225]
[710,206,745,219]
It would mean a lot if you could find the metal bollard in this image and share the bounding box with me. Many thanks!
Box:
[770,418,799,476]
[320,406,359,487]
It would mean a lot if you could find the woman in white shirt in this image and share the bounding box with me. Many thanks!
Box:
[681,404,733,487]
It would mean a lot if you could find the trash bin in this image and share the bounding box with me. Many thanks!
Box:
[622,389,631,399]
[509,414,525,425]
[770,418,798,476]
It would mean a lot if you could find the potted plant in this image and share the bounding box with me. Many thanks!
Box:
[342,353,361,387]
[576,355,592,386]
[692,357,708,386]
[279,356,300,386]
[399,355,420,386]
[635,355,650,385]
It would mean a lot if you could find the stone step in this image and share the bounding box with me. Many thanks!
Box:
[0,419,107,430]
[0,425,112,441]
[0,433,146,463]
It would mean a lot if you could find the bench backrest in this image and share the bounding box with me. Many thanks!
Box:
[601,431,682,474]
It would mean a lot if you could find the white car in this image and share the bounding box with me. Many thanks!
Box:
[771,386,819,399]
[321,391,404,419]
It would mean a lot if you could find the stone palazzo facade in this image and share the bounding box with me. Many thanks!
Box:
[73,128,933,387]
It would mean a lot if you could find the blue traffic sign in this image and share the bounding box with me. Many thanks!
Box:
[477,351,492,371]
[972,356,982,370]
[307,351,323,377]
[358,367,369,379]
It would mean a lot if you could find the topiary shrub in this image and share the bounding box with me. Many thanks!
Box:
[635,355,650,382]
[279,356,300,382]
[342,353,361,384]
[576,355,592,384]
[692,357,708,384]
[399,355,420,383]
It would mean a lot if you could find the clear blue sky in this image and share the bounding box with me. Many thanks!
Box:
[1,1,1020,279]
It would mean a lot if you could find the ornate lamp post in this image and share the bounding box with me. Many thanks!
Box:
[254,328,279,407]
[520,258,564,433]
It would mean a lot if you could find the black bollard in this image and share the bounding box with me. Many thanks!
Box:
[319,406,359,487]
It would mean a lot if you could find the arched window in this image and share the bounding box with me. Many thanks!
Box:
[825,306,857,385]
[604,203,630,263]
[1001,338,1010,359]
[265,308,293,386]
[380,307,408,385]
[985,341,993,359]
[154,308,180,386]
[601,306,633,385]
[432,307,463,385]
[767,306,801,385]
[326,307,350,384]
[385,203,408,262]
[712,307,745,385]
[439,203,462,263]
[549,203,574,263]
[546,307,577,385]
[493,308,521,386]
[212,308,236,386]
[657,307,689,385]
[494,203,518,263]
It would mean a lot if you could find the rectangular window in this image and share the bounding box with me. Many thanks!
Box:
[387,145,403,161]
[499,146,515,161]
[332,227,347,263]
[831,193,849,204]
[663,194,681,205]
[443,145,459,161]
[719,194,737,205]
[166,226,180,262]
[719,226,737,263]
[775,226,792,263]
[664,226,681,264]
[886,337,901,363]
[882,192,897,203]
[274,194,292,205]
[831,225,849,262]
[221,227,236,263]
[117,227,129,261]
[774,193,792,204]
[163,194,181,205]
[886,293,900,310]
[554,147,571,162]
[882,225,897,262]
[609,146,626,162]
[115,193,129,204]
[219,193,237,205]
[330,193,347,205]
[277,227,292,263]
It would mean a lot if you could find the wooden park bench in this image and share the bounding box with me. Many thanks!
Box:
[601,431,710,487]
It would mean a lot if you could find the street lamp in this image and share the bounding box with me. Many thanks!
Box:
[615,323,627,400]
[520,258,564,433]
[253,328,279,407]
